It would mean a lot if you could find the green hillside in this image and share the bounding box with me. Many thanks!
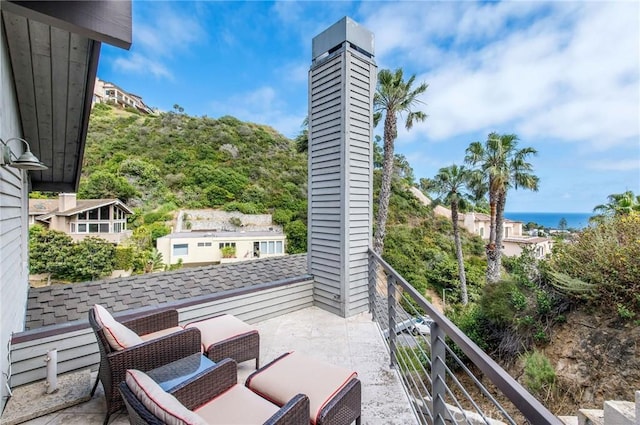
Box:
[77,103,486,297]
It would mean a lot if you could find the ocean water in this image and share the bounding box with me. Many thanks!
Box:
[504,212,593,229]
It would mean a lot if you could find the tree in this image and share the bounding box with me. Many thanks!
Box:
[373,68,428,254]
[465,133,539,284]
[426,165,472,305]
[29,226,74,283]
[558,217,568,231]
[67,237,116,281]
[592,190,640,222]
[79,170,138,202]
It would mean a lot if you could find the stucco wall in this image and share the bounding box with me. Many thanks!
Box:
[158,233,286,265]
[0,21,29,411]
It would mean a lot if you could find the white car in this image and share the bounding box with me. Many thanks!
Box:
[411,316,434,335]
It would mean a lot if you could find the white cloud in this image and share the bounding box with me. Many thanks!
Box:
[587,159,640,172]
[111,4,207,80]
[362,2,639,153]
[113,53,173,80]
[209,86,305,138]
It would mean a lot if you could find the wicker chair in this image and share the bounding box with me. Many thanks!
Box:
[89,308,202,425]
[119,358,310,425]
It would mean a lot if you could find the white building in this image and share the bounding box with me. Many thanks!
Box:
[157,231,287,266]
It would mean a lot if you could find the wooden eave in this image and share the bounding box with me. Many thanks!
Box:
[1,0,131,192]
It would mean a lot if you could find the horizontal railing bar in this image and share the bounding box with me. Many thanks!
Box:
[370,250,562,425]
[440,335,516,424]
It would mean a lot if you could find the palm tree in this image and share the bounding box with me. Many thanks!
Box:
[592,191,640,222]
[465,133,539,284]
[427,164,472,305]
[373,68,428,254]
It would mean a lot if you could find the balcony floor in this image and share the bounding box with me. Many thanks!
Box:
[19,306,416,424]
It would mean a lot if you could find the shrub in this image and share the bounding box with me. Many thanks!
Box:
[114,246,133,270]
[522,351,556,394]
[480,280,520,325]
[549,214,640,312]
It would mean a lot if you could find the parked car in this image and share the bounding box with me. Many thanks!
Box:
[411,316,434,335]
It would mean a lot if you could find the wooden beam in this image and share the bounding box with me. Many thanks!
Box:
[3,0,131,49]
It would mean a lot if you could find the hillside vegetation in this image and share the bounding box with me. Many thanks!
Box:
[82,103,308,254]
[31,103,640,415]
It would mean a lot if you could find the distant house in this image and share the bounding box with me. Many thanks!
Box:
[409,188,553,259]
[92,77,154,114]
[157,231,286,266]
[462,212,553,259]
[29,193,133,244]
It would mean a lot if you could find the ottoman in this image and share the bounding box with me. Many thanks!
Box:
[246,351,361,425]
[185,314,260,368]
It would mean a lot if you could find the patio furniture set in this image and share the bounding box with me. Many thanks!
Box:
[89,305,362,425]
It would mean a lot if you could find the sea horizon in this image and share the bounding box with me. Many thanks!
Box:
[504,212,593,229]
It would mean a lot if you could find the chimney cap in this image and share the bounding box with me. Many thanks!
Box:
[312,16,374,60]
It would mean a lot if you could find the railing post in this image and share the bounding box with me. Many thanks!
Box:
[431,322,447,425]
[387,274,397,368]
[368,253,376,322]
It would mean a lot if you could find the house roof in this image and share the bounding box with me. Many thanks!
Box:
[25,254,309,330]
[30,198,133,219]
[2,1,131,192]
[160,230,285,240]
[468,212,520,224]
[504,236,551,244]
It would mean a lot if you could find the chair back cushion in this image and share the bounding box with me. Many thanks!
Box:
[93,304,143,351]
[126,369,207,425]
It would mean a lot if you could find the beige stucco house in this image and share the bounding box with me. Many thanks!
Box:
[462,212,553,259]
[157,230,286,266]
[92,77,153,114]
[29,193,133,244]
[410,188,553,259]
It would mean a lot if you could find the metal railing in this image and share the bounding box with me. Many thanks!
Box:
[368,250,562,425]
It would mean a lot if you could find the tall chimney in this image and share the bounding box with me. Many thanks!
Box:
[308,17,376,318]
[58,193,77,212]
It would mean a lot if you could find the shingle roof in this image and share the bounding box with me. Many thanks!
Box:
[26,254,309,330]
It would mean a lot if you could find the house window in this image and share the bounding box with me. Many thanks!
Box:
[479,227,484,237]
[198,242,212,247]
[173,244,188,256]
[100,206,110,220]
[218,242,236,249]
[260,240,284,255]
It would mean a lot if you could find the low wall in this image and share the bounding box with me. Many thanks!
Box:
[9,277,313,387]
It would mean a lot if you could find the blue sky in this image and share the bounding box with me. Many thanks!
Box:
[98,1,640,213]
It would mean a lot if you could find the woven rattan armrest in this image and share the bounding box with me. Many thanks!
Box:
[106,328,201,400]
[170,358,237,410]
[264,393,310,425]
[121,309,180,335]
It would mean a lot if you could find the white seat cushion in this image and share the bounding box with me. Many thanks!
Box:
[194,384,279,424]
[140,326,184,341]
[246,351,357,425]
[126,369,207,425]
[184,315,255,351]
[93,304,143,351]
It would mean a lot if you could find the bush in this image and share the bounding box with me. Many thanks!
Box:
[480,280,520,325]
[522,350,556,394]
[114,246,134,270]
[549,214,640,312]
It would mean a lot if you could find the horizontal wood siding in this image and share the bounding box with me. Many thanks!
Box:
[9,280,313,387]
[345,51,375,317]
[309,53,344,313]
[1,19,29,410]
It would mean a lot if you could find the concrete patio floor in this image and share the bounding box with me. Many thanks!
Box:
[14,306,416,424]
